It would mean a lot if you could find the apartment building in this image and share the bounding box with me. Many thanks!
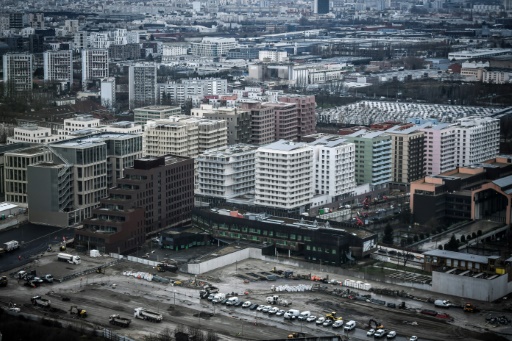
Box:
[129,63,158,109]
[259,50,288,62]
[133,105,181,127]
[108,43,141,61]
[43,50,73,84]
[81,49,109,89]
[27,133,142,227]
[196,144,257,199]
[27,13,44,29]
[386,125,426,183]
[421,117,499,176]
[190,37,237,57]
[309,135,356,202]
[58,115,101,139]
[344,130,392,188]
[278,95,317,138]
[144,116,227,158]
[159,78,228,105]
[240,101,275,145]
[3,53,33,92]
[4,146,52,206]
[101,77,116,109]
[7,125,60,145]
[265,102,298,141]
[76,155,194,253]
[191,105,251,145]
[255,140,313,211]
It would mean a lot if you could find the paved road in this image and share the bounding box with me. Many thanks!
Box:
[0,223,75,273]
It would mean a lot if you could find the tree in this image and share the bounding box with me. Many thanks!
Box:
[460,235,466,243]
[382,223,394,245]
[445,235,459,251]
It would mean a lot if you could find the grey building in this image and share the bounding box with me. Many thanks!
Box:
[191,105,251,145]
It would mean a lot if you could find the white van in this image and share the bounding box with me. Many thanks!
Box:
[226,297,239,306]
[212,293,226,303]
[284,309,300,319]
[344,320,356,331]
[297,311,311,321]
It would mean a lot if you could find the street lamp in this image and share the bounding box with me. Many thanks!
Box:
[173,290,176,306]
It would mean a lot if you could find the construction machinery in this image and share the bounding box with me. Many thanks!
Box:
[0,276,7,287]
[155,262,178,272]
[69,305,87,318]
[31,296,51,308]
[266,295,292,306]
[326,312,342,321]
[200,285,219,299]
[368,319,384,329]
[133,307,163,322]
[464,303,479,313]
[109,314,132,327]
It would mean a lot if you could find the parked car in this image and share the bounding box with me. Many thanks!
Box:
[367,329,376,336]
[31,277,43,284]
[374,329,386,338]
[332,320,344,328]
[276,309,285,316]
[242,301,251,308]
[220,299,228,305]
[262,306,270,313]
[256,305,265,312]
[387,331,397,339]
[316,317,326,325]
[323,320,334,327]
[410,337,418,341]
[234,301,243,307]
[306,315,317,322]
[268,307,279,315]
[249,304,259,310]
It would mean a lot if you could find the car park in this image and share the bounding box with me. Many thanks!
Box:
[367,329,376,336]
[306,315,317,322]
[387,331,397,339]
[332,320,344,328]
[249,304,258,310]
[316,317,326,325]
[268,307,279,315]
[323,320,334,327]
[276,309,285,316]
[242,301,251,308]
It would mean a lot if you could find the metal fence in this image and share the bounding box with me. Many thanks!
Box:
[103,328,136,341]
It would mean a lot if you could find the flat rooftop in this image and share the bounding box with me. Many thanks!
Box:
[8,146,48,155]
[424,250,489,264]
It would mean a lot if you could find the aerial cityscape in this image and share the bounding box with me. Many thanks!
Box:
[1,0,512,340]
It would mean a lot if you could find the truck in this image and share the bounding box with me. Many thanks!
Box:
[109,314,132,327]
[226,297,239,306]
[0,240,19,254]
[200,285,219,299]
[155,262,178,272]
[266,295,291,306]
[284,309,300,320]
[212,293,226,303]
[133,307,163,322]
[31,296,51,308]
[434,299,452,308]
[57,253,81,265]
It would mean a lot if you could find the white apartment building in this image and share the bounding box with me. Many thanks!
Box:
[89,32,112,49]
[196,144,257,199]
[100,77,116,109]
[81,49,109,89]
[482,69,511,84]
[454,117,500,168]
[43,50,73,84]
[4,146,52,206]
[3,53,33,92]
[133,105,181,127]
[129,63,158,109]
[309,135,356,202]
[190,37,237,57]
[259,50,288,63]
[162,44,188,58]
[158,78,228,105]
[144,116,227,158]
[255,140,313,211]
[112,29,139,45]
[7,125,60,144]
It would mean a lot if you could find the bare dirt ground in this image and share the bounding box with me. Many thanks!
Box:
[1,252,511,341]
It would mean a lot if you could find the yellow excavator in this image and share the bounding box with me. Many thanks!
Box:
[326,311,343,321]
[69,305,87,318]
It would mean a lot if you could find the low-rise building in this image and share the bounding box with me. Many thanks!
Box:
[133,105,181,127]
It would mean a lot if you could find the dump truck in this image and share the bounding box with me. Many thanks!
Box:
[0,240,19,254]
[109,314,132,327]
[70,305,87,318]
[155,262,178,272]
[31,296,51,308]
[133,307,163,322]
[0,276,7,287]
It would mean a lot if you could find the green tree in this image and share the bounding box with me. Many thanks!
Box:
[445,235,459,251]
[383,223,394,245]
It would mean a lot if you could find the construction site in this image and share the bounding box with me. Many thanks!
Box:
[0,246,511,341]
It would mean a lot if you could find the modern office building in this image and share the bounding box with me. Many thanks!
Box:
[3,53,33,92]
[57,115,102,139]
[240,101,275,145]
[314,0,330,13]
[4,146,52,206]
[143,116,227,158]
[43,50,73,85]
[255,140,313,212]
[190,37,237,57]
[309,135,356,202]
[27,133,142,227]
[196,144,257,200]
[7,125,60,145]
[129,62,158,109]
[386,124,426,183]
[191,105,251,145]
[75,154,194,254]
[101,77,116,109]
[278,95,317,138]
[344,130,392,188]
[81,49,109,90]
[133,105,181,127]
